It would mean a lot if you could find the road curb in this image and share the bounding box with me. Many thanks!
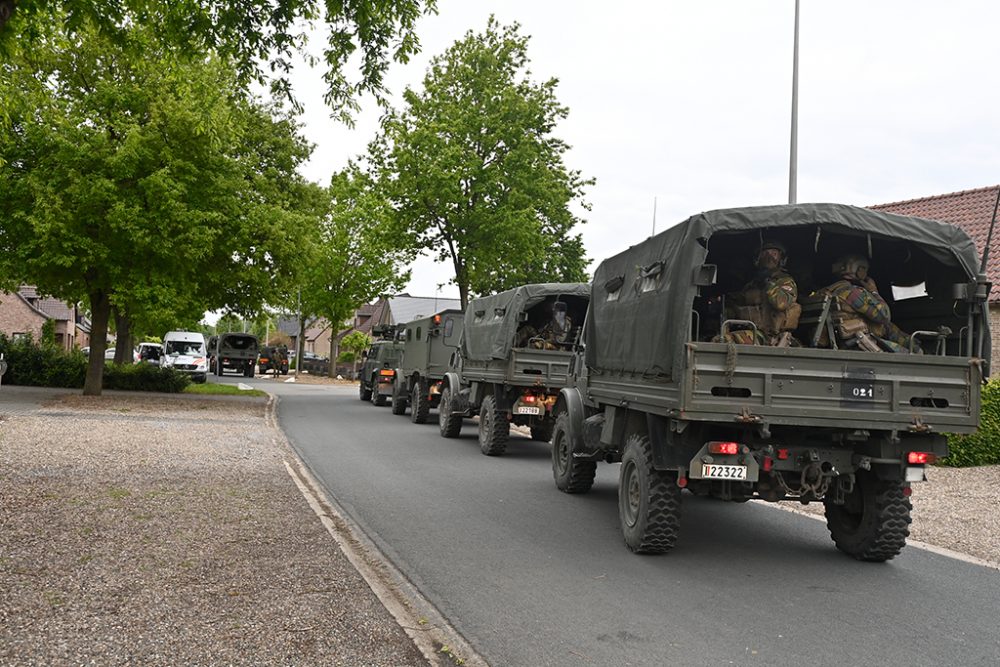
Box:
[266,394,490,667]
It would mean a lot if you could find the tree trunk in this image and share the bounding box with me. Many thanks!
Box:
[113,307,132,365]
[83,290,112,396]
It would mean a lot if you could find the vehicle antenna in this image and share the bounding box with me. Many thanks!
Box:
[651,196,658,237]
[978,185,1000,276]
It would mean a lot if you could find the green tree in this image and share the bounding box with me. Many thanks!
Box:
[0,0,436,123]
[371,17,591,308]
[299,166,413,375]
[0,24,314,394]
[338,330,371,378]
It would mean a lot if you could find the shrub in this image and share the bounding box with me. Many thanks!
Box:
[943,378,1000,467]
[0,334,188,392]
[103,363,191,392]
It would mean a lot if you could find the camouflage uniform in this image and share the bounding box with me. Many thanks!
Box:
[519,314,574,349]
[820,278,911,352]
[723,270,801,346]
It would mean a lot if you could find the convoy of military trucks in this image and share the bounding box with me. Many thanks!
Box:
[360,203,991,562]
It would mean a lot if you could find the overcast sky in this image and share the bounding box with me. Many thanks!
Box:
[288,0,1000,302]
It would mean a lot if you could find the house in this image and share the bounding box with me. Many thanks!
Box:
[0,286,88,350]
[870,185,1000,368]
[331,294,463,377]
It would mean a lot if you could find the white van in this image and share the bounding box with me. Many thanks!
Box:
[160,331,208,383]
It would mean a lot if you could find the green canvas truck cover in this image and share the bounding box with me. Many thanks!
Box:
[462,283,591,362]
[586,203,985,379]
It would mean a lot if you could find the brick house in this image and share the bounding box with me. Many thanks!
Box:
[0,286,88,350]
[870,185,1000,369]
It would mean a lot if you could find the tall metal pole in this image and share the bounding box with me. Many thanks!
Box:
[788,0,800,204]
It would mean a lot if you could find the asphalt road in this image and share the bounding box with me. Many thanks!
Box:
[222,375,1000,667]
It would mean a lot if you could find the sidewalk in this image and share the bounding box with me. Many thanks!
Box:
[0,387,448,666]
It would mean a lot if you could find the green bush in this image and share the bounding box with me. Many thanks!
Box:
[943,379,1000,467]
[103,363,191,392]
[0,334,188,392]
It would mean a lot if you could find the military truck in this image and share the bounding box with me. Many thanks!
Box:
[438,283,591,455]
[210,332,259,378]
[389,309,464,423]
[551,203,989,561]
[359,332,404,406]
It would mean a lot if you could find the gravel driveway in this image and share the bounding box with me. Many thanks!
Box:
[0,391,431,666]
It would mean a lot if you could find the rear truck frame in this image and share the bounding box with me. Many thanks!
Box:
[436,283,591,455]
[359,337,403,407]
[552,203,989,561]
[438,347,577,455]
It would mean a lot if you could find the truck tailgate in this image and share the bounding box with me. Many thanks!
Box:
[683,342,981,433]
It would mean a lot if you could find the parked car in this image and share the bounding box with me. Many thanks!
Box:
[134,342,163,365]
[104,347,116,361]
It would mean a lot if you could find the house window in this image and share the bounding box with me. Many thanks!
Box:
[12,332,28,341]
[416,327,422,340]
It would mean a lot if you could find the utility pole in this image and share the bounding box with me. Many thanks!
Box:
[788,0,800,204]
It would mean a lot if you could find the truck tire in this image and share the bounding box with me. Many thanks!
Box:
[619,433,682,554]
[411,380,430,424]
[438,386,463,438]
[359,379,372,402]
[478,394,509,456]
[371,375,387,406]
[391,382,407,415]
[530,421,554,442]
[552,412,596,494]
[823,471,911,562]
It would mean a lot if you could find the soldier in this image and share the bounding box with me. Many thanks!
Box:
[819,254,912,353]
[722,240,801,346]
[516,301,574,349]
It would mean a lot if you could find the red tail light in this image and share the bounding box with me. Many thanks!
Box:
[907,452,936,465]
[762,456,774,472]
[522,394,537,403]
[677,476,688,488]
[776,448,790,460]
[708,441,739,455]
[379,369,395,377]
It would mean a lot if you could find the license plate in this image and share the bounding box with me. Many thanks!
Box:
[515,406,542,415]
[701,464,747,480]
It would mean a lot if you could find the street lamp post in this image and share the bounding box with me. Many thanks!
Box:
[788,0,800,204]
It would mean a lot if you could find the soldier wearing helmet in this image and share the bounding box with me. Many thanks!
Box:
[723,240,801,346]
[820,253,912,352]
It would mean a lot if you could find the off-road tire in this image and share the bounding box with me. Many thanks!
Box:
[478,394,510,456]
[823,471,911,562]
[618,433,682,554]
[438,386,463,438]
[411,379,430,424]
[359,379,372,402]
[371,375,387,406]
[530,420,554,442]
[391,382,407,415]
[552,412,596,494]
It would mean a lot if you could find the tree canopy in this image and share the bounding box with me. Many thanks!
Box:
[0,0,436,122]
[371,17,591,307]
[298,165,414,372]
[0,23,316,394]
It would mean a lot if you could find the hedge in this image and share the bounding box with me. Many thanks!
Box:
[0,334,189,393]
[943,378,1000,467]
